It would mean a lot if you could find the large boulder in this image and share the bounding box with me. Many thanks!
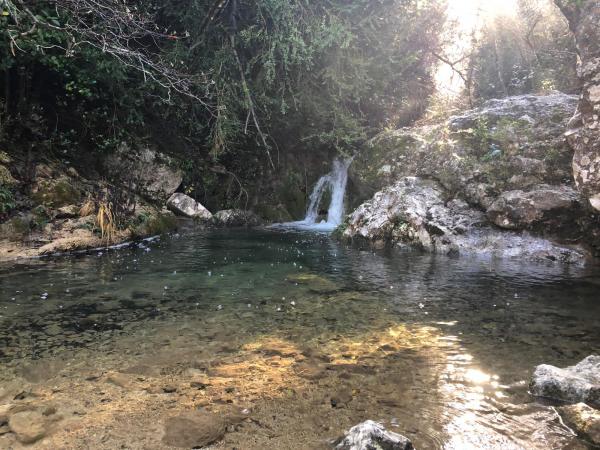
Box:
[105,144,183,203]
[448,94,578,133]
[355,93,578,198]
[213,209,263,227]
[486,185,583,231]
[335,420,414,450]
[167,193,212,219]
[341,177,587,262]
[554,0,600,211]
[341,177,483,253]
[530,355,600,407]
[346,93,600,255]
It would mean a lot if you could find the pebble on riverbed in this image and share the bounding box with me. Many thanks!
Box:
[162,411,225,448]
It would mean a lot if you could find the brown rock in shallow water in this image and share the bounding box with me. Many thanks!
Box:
[8,410,47,444]
[558,403,600,446]
[162,411,226,448]
[106,372,135,390]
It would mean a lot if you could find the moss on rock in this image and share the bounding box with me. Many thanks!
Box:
[0,165,17,187]
[31,177,81,208]
[130,210,178,238]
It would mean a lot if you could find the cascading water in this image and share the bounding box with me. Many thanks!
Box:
[274,158,352,231]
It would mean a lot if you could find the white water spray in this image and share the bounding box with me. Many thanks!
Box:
[274,158,352,231]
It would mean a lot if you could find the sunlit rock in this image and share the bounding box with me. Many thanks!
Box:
[357,93,577,196]
[530,355,600,407]
[554,0,600,212]
[558,403,600,446]
[349,92,600,254]
[341,177,586,262]
[335,420,414,450]
[167,193,212,219]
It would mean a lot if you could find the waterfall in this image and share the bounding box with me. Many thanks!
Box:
[274,158,352,231]
[324,158,352,226]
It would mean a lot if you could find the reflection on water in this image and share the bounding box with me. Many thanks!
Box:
[0,227,598,449]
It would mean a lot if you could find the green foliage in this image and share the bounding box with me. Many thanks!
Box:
[472,117,491,153]
[0,185,15,215]
[158,0,444,159]
[471,0,578,101]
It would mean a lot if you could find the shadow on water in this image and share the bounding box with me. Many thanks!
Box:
[0,227,599,448]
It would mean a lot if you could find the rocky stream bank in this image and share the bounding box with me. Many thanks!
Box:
[341,94,600,262]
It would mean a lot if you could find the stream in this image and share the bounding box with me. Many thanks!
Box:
[0,226,599,449]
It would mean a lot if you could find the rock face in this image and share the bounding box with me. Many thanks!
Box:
[167,193,212,219]
[341,177,586,262]
[335,420,414,450]
[530,355,600,407]
[213,209,262,227]
[486,185,583,231]
[106,144,183,203]
[355,93,578,198]
[558,403,600,446]
[345,93,599,256]
[162,411,225,448]
[555,1,600,211]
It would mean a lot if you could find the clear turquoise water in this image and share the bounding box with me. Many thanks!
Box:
[1,226,599,448]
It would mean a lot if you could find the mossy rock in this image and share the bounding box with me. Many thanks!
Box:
[0,151,11,164]
[130,211,177,238]
[286,273,340,293]
[0,165,17,187]
[255,204,293,223]
[0,216,31,240]
[280,173,307,219]
[31,177,81,208]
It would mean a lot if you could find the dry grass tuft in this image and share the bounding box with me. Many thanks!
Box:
[96,201,116,244]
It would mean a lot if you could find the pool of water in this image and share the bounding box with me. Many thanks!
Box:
[0,226,599,449]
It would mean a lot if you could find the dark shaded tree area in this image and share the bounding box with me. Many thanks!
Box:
[0,0,584,214]
[0,1,443,179]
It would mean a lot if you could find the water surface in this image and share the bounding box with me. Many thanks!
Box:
[0,227,599,449]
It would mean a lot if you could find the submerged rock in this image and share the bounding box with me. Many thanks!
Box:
[8,410,48,444]
[286,273,339,293]
[167,193,212,220]
[162,411,225,448]
[335,420,414,450]
[558,403,600,446]
[212,209,262,227]
[530,355,600,407]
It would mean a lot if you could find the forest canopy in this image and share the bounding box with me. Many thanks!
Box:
[0,0,577,178]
